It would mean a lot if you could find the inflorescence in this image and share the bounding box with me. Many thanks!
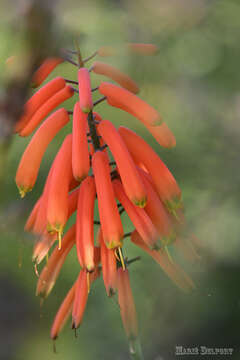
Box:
[14,42,199,357]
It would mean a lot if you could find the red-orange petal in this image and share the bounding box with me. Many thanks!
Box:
[78,68,93,113]
[127,43,158,55]
[50,282,76,340]
[99,228,117,296]
[117,268,138,339]
[118,126,182,214]
[131,230,195,292]
[16,108,70,196]
[76,176,96,271]
[98,82,162,127]
[97,120,147,207]
[15,77,66,133]
[113,178,158,249]
[145,122,176,148]
[92,151,123,249]
[47,134,73,242]
[20,85,74,137]
[32,57,63,88]
[72,270,88,329]
[36,225,76,298]
[72,102,90,181]
[92,61,139,94]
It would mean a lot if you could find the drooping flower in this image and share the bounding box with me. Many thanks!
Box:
[97,119,147,207]
[92,150,124,249]
[14,41,199,358]
[98,81,162,127]
[15,77,66,133]
[32,57,64,88]
[118,126,182,214]
[19,85,74,136]
[72,102,90,181]
[76,176,96,272]
[16,108,70,196]
[91,61,139,94]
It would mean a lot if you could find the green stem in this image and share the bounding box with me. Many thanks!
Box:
[129,338,144,360]
[87,111,101,150]
[74,39,84,68]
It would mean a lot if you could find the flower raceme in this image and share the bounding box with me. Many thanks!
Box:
[14,42,199,356]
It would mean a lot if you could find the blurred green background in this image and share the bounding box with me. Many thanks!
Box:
[1,0,240,359]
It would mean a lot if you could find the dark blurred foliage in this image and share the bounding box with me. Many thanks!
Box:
[0,0,240,359]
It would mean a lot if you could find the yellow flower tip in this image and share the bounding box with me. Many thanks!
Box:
[107,238,123,250]
[134,196,147,208]
[82,106,92,114]
[164,198,183,217]
[75,174,87,183]
[18,185,32,198]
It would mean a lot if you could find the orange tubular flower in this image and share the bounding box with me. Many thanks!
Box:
[20,85,74,137]
[99,228,117,296]
[67,187,79,218]
[51,282,76,340]
[72,102,90,181]
[92,61,139,94]
[32,57,63,88]
[98,82,162,127]
[173,237,201,263]
[78,68,93,113]
[32,162,56,235]
[47,134,73,248]
[117,268,138,340]
[137,167,174,242]
[127,43,158,55]
[131,230,195,292]
[16,108,70,196]
[76,176,96,272]
[24,197,42,232]
[145,122,176,148]
[72,270,88,329]
[36,225,76,298]
[32,234,56,265]
[118,126,182,214]
[97,46,117,57]
[97,120,147,207]
[92,151,123,249]
[15,77,66,133]
[113,178,158,249]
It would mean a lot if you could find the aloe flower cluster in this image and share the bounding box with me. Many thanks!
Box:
[15,43,198,356]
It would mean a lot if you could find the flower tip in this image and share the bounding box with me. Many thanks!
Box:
[165,198,183,218]
[82,106,92,114]
[18,185,31,198]
[133,197,147,208]
[106,239,123,250]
